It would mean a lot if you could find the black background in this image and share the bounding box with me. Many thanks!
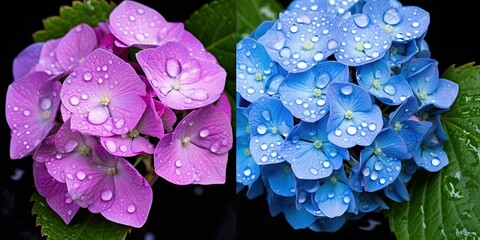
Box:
[1,0,480,240]
[0,1,235,240]
[236,1,480,240]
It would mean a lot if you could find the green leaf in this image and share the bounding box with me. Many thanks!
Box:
[32,192,131,240]
[388,63,480,240]
[33,0,117,42]
[236,0,282,42]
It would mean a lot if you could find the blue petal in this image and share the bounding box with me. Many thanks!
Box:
[372,128,408,159]
[355,192,388,213]
[250,20,275,40]
[431,112,448,142]
[374,75,414,105]
[263,162,297,196]
[388,96,418,124]
[284,203,316,229]
[384,179,410,202]
[236,107,250,138]
[266,189,287,216]
[250,133,286,165]
[347,159,363,192]
[398,120,427,158]
[236,182,245,194]
[13,42,43,80]
[385,39,419,67]
[327,105,383,148]
[327,82,375,113]
[264,74,285,96]
[258,10,339,72]
[322,142,349,170]
[400,58,439,94]
[309,216,346,232]
[237,135,260,185]
[413,143,448,172]
[424,78,459,109]
[314,180,353,218]
[397,158,418,183]
[360,151,402,192]
[289,0,361,18]
[356,59,391,87]
[246,177,265,199]
[416,38,431,58]
[236,38,278,102]
[335,13,392,66]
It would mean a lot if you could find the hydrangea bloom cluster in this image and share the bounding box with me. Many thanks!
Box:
[236,0,458,232]
[6,0,232,228]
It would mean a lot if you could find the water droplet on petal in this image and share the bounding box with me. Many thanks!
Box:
[243,167,251,176]
[261,110,271,121]
[76,171,86,181]
[383,8,402,25]
[83,72,92,81]
[175,160,182,167]
[412,21,419,28]
[297,61,308,69]
[105,140,117,152]
[310,168,318,175]
[127,204,136,213]
[290,25,298,33]
[165,58,181,77]
[210,143,220,153]
[257,124,267,135]
[314,52,324,61]
[327,39,338,50]
[280,47,291,58]
[334,129,342,136]
[23,110,31,116]
[64,139,78,152]
[199,128,210,138]
[340,85,353,95]
[70,97,80,106]
[384,84,396,95]
[370,171,379,180]
[347,126,357,135]
[374,161,383,171]
[362,167,370,176]
[115,118,125,129]
[354,14,370,28]
[431,158,440,166]
[88,106,109,125]
[39,98,52,110]
[328,192,335,198]
[323,161,330,168]
[101,189,113,201]
[343,196,351,204]
[368,124,377,131]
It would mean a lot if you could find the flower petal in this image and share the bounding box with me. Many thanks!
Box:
[315,180,353,218]
[13,42,43,80]
[424,78,459,109]
[236,135,260,185]
[263,162,296,197]
[56,24,97,71]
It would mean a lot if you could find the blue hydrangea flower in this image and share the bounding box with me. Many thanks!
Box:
[358,129,408,192]
[313,168,355,218]
[326,83,383,148]
[250,20,275,40]
[399,58,459,110]
[356,59,413,105]
[262,162,296,196]
[249,97,293,165]
[258,10,339,72]
[236,38,279,102]
[363,0,430,42]
[388,97,431,158]
[236,107,260,186]
[295,179,323,216]
[335,13,392,66]
[384,34,423,67]
[266,189,316,229]
[282,117,349,180]
[383,179,410,202]
[413,128,448,172]
[278,61,349,122]
[287,0,362,18]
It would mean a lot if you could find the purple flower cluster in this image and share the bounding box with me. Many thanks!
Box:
[236,0,458,232]
[6,1,232,228]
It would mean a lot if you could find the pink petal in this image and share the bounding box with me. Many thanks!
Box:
[100,135,153,157]
[56,24,97,71]
[178,30,217,62]
[33,135,56,163]
[136,42,226,110]
[101,156,152,228]
[177,105,233,154]
[64,155,115,213]
[137,97,164,139]
[131,136,155,154]
[13,42,43,80]
[34,39,63,76]
[60,48,146,137]
[215,92,232,121]
[139,75,156,97]
[33,161,80,224]
[154,134,228,185]
[60,104,72,122]
[6,72,61,159]
[108,0,184,48]
[155,100,176,133]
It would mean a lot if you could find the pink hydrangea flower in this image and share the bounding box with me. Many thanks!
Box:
[5,72,61,159]
[108,0,184,48]
[60,48,147,137]
[154,105,232,185]
[136,42,226,110]
[56,23,97,71]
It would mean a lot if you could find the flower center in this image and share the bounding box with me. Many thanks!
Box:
[100,96,110,106]
[313,140,323,149]
[41,110,52,120]
[330,176,338,184]
[129,129,139,138]
[394,122,402,131]
[271,127,278,134]
[419,91,427,100]
[384,25,394,33]
[390,46,398,55]
[312,88,322,98]
[374,147,382,156]
[181,136,190,146]
[303,41,314,51]
[244,148,251,156]
[172,80,182,90]
[255,72,263,81]
[107,166,117,176]
[79,145,91,156]
[345,110,354,120]
[284,165,292,173]
[355,42,364,52]
[372,79,382,89]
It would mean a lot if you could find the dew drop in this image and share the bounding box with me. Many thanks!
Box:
[261,110,271,121]
[199,128,210,138]
[310,168,318,175]
[297,61,308,69]
[317,99,326,106]
[70,97,80,106]
[383,8,402,25]
[354,14,370,28]
[327,39,338,50]
[88,106,109,125]
[314,52,324,61]
[175,160,182,167]
[23,110,31,116]
[243,167,252,177]
[343,196,351,204]
[384,84,396,95]
[64,139,78,152]
[362,167,370,176]
[76,171,86,181]
[101,189,113,201]
[115,118,125,129]
[127,204,136,213]
[81,94,88,100]
[83,72,92,81]
[334,129,342,136]
[340,85,353,95]
[105,140,117,152]
[280,47,291,58]
[412,21,419,28]
[39,98,52,110]
[370,171,379,180]
[347,126,357,135]
[257,124,267,135]
[290,25,298,33]
[260,155,268,162]
[374,161,383,171]
[165,58,181,77]
[323,161,330,168]
[379,178,386,184]
[368,124,377,131]
[431,158,440,166]
[210,143,220,153]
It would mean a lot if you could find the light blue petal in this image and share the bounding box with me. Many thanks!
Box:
[401,58,439,95]
[424,78,459,109]
[322,142,349,170]
[264,162,297,196]
[385,40,419,67]
[237,135,260,185]
[361,153,402,192]
[327,82,374,113]
[315,180,353,218]
[398,120,426,158]
[236,38,278,102]
[431,112,448,142]
[372,128,408,159]
[250,133,286,165]
[248,97,293,137]
[356,59,391,87]
[388,96,418,124]
[250,20,275,40]
[375,75,414,105]
[384,178,410,202]
[328,105,383,148]
[264,74,285,96]
[335,13,392,66]
[309,216,346,232]
[284,204,316,229]
[413,143,448,172]
[416,38,431,58]
[258,10,339,72]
